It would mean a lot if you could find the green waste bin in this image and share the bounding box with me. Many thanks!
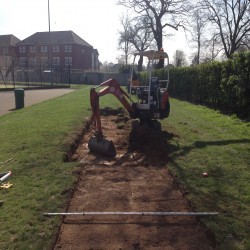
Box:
[14,88,25,109]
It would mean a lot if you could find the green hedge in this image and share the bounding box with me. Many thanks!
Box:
[155,52,250,118]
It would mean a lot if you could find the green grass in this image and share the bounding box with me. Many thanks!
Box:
[0,85,124,249]
[0,86,90,249]
[0,88,249,249]
[162,99,250,249]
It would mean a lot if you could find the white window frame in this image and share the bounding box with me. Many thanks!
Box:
[65,45,72,53]
[65,57,72,66]
[52,57,60,66]
[41,46,48,53]
[53,45,59,52]
[19,46,26,53]
[30,46,36,53]
[3,48,8,54]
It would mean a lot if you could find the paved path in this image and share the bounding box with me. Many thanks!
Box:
[0,89,75,116]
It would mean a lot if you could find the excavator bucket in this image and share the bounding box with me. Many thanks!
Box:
[88,136,116,157]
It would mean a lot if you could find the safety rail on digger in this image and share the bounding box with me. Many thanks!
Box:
[88,50,170,157]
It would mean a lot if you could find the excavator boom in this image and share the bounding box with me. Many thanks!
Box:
[89,79,135,157]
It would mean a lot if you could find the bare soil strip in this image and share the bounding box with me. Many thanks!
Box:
[54,109,216,249]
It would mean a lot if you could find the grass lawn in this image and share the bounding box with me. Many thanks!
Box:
[0,85,124,249]
[162,99,250,249]
[0,86,92,249]
[0,87,249,249]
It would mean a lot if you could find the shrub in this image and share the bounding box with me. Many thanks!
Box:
[167,51,250,118]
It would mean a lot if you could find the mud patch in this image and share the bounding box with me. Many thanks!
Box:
[54,108,216,249]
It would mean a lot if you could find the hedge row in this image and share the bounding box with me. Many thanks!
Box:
[156,52,250,118]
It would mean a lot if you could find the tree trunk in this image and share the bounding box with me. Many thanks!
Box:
[137,56,143,72]
[155,30,164,68]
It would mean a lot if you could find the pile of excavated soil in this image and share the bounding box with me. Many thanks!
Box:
[54,109,216,249]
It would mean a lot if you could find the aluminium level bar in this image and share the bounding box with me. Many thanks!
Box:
[44,211,219,216]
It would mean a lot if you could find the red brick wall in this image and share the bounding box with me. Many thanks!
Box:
[16,44,94,70]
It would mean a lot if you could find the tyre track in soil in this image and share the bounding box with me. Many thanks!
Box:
[54,109,216,250]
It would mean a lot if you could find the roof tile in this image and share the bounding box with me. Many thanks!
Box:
[0,34,21,47]
[17,31,92,47]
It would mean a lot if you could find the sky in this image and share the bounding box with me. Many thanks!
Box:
[0,0,191,64]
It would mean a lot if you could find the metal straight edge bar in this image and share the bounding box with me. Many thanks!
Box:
[44,211,219,216]
[0,171,12,183]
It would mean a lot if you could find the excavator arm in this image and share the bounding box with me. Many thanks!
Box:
[88,79,135,157]
[90,78,135,137]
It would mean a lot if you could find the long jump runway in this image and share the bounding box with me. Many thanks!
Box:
[0,89,75,116]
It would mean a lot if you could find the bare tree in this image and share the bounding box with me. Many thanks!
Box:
[118,14,134,65]
[118,15,155,70]
[191,33,222,64]
[199,0,250,58]
[129,16,155,71]
[188,9,207,64]
[205,32,223,61]
[118,0,190,68]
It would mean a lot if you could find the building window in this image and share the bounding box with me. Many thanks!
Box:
[41,57,48,67]
[30,46,36,53]
[19,46,26,53]
[65,57,72,66]
[2,48,9,54]
[65,45,72,52]
[53,57,60,66]
[41,46,48,53]
[53,45,59,52]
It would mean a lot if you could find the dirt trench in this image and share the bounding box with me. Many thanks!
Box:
[54,108,216,250]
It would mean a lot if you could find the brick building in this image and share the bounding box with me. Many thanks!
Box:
[16,30,99,71]
[0,34,20,57]
[0,34,21,75]
[0,31,99,73]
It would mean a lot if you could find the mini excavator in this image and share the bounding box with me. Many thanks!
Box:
[88,50,170,157]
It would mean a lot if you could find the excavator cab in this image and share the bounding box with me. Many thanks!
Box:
[127,71,140,94]
[129,50,170,121]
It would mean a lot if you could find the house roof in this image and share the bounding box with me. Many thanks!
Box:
[17,31,92,47]
[0,34,21,47]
